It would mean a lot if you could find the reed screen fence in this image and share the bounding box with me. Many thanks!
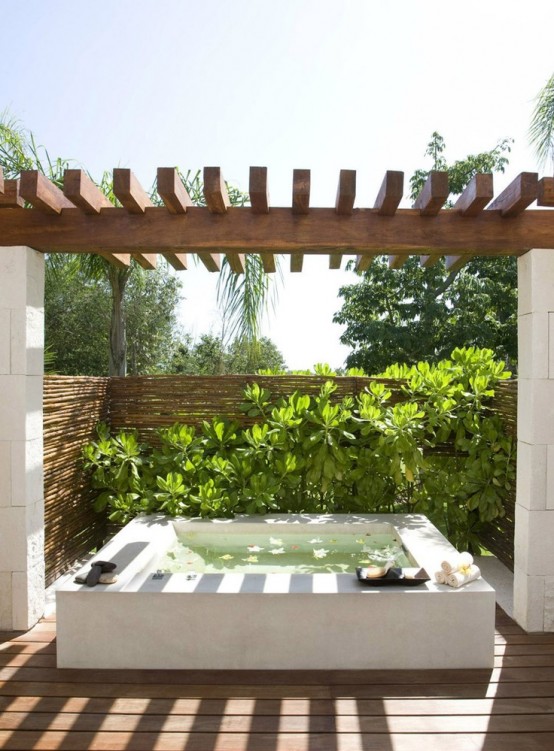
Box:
[43,375,517,583]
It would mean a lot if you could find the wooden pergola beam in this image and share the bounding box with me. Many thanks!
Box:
[413,171,449,216]
[420,255,440,268]
[374,171,404,216]
[0,166,4,194]
[156,168,193,214]
[445,255,469,273]
[249,167,269,214]
[453,173,493,216]
[388,255,407,269]
[261,254,276,273]
[226,253,246,274]
[20,171,75,214]
[335,170,356,215]
[0,180,25,209]
[163,252,188,271]
[329,253,342,270]
[204,167,230,214]
[292,169,310,215]
[1,207,554,255]
[196,252,221,272]
[112,169,157,269]
[290,254,303,272]
[63,170,112,214]
[487,172,538,217]
[355,255,374,272]
[538,177,554,207]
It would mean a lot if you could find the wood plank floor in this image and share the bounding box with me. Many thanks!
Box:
[1,605,554,750]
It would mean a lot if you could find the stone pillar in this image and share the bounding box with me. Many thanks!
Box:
[515,248,554,631]
[0,247,45,631]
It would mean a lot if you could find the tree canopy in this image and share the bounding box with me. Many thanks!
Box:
[334,133,516,374]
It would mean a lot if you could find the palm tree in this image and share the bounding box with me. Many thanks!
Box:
[0,114,278,375]
[530,73,554,174]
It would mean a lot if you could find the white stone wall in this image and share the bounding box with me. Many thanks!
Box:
[0,247,45,631]
[515,249,554,631]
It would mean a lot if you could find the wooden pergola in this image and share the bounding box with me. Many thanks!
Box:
[0,166,553,273]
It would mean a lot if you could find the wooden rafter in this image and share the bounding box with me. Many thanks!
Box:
[445,255,468,273]
[454,173,493,216]
[0,165,4,194]
[374,171,404,216]
[112,169,157,270]
[249,167,276,273]
[538,177,554,207]
[0,180,24,208]
[20,170,75,214]
[388,254,407,269]
[156,167,193,214]
[413,171,449,216]
[204,167,230,214]
[487,172,537,217]
[331,169,356,269]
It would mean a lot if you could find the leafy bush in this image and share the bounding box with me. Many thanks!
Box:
[82,347,515,551]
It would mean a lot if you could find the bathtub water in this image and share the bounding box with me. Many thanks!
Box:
[56,513,496,670]
[158,529,415,574]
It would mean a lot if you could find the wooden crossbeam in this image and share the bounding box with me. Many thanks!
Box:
[0,180,25,208]
[261,254,277,273]
[111,169,158,269]
[63,170,112,214]
[335,170,356,215]
[20,171,75,214]
[355,255,374,272]
[538,177,554,207]
[2,206,554,255]
[157,168,193,214]
[413,171,449,216]
[197,252,221,272]
[420,255,440,268]
[388,255,407,269]
[290,253,304,272]
[113,169,152,214]
[453,173,493,216]
[445,255,469,273]
[0,166,4,194]
[249,167,274,272]
[204,167,230,214]
[374,171,404,216]
[96,251,131,268]
[163,252,188,271]
[329,253,342,269]
[249,167,269,214]
[292,169,310,215]
[487,172,538,217]
[226,253,246,274]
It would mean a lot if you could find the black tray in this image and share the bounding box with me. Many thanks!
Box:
[356,566,430,586]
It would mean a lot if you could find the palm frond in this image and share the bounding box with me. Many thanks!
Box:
[530,73,554,172]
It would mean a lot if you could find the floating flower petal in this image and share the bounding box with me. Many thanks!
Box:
[242,555,258,563]
[270,537,284,546]
[307,538,323,544]
[313,548,329,559]
[219,554,234,560]
[270,547,285,555]
[247,545,263,552]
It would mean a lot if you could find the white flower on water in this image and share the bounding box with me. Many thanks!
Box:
[219,554,234,561]
[313,548,329,559]
[270,547,285,555]
[307,538,323,544]
[247,545,264,552]
[242,555,258,563]
[269,537,284,547]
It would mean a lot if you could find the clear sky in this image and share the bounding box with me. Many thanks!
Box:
[3,0,553,368]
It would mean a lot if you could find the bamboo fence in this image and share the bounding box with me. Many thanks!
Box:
[43,375,518,583]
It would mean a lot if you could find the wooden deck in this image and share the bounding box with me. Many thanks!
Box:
[1,606,554,750]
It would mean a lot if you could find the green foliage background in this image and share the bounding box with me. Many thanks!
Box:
[83,347,515,552]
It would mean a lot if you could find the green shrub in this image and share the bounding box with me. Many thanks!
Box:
[82,347,515,551]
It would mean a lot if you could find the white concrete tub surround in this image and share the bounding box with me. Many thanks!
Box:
[57,513,495,670]
[0,247,45,631]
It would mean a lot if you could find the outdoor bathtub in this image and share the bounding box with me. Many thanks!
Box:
[56,513,495,670]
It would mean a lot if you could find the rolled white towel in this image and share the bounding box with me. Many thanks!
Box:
[440,551,473,575]
[446,564,481,588]
[434,570,447,584]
